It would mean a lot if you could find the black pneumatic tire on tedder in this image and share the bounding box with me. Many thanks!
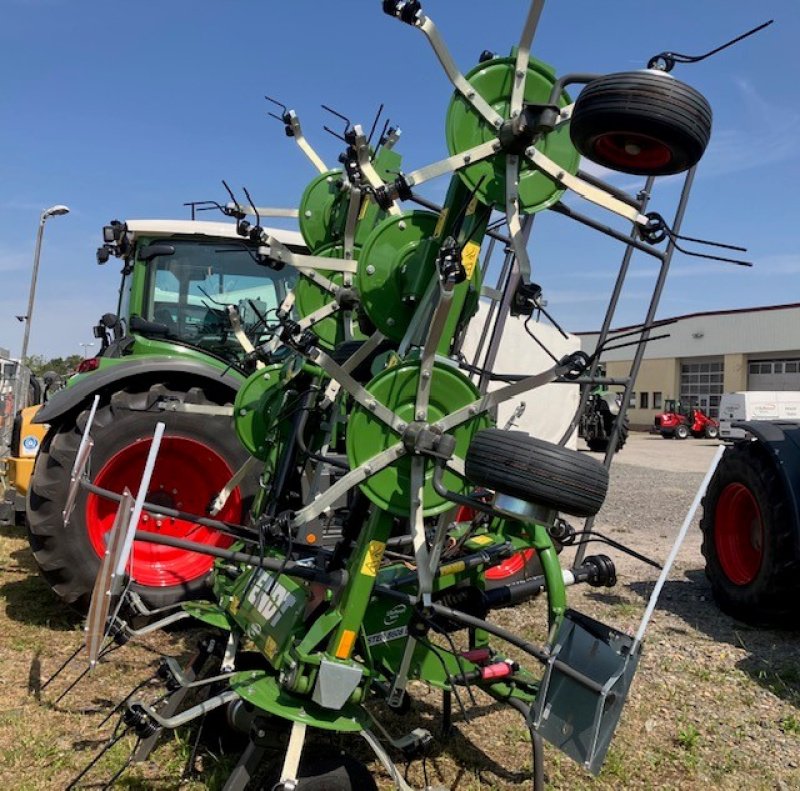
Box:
[466,429,609,518]
[27,381,257,611]
[570,70,713,177]
[700,436,800,628]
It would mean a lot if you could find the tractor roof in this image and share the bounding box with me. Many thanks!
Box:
[123,219,304,248]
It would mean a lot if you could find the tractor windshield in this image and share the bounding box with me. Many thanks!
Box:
[142,238,296,358]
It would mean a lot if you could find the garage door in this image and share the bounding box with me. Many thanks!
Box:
[748,359,800,390]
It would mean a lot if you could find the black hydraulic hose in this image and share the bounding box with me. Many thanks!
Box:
[294,390,348,470]
[132,530,343,587]
[83,481,256,540]
[506,697,544,791]
[427,602,613,699]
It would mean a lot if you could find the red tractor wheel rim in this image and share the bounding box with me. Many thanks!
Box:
[485,548,536,581]
[86,436,240,587]
[593,133,672,171]
[714,482,763,585]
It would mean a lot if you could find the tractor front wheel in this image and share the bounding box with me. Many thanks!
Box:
[699,442,800,626]
[27,382,254,611]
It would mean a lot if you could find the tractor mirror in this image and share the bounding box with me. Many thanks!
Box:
[139,243,176,262]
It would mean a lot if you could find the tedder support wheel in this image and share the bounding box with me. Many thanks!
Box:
[700,441,800,627]
[27,382,256,610]
[465,429,609,518]
[261,750,378,791]
[674,424,690,440]
[569,70,712,176]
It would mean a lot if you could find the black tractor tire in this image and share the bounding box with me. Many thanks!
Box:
[570,70,712,176]
[27,381,255,611]
[260,750,378,791]
[674,424,690,440]
[699,441,800,627]
[704,424,720,440]
[586,415,630,454]
[465,429,608,518]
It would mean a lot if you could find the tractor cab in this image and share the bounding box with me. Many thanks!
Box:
[91,219,301,367]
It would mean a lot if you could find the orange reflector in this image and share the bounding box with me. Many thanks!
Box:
[335,629,357,659]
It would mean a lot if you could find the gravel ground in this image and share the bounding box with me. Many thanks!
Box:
[0,432,797,790]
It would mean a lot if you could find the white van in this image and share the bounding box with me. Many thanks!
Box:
[718,391,800,439]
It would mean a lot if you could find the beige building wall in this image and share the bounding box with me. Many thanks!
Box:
[606,358,679,429]
[723,353,747,392]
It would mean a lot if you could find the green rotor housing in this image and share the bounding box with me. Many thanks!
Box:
[346,360,492,517]
[445,54,580,212]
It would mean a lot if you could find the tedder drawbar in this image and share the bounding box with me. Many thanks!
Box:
[39,2,764,788]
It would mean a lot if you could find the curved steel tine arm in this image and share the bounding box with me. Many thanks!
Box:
[360,729,416,791]
[131,688,239,730]
[410,457,434,603]
[294,267,340,296]
[435,361,565,434]
[524,146,649,226]
[290,442,407,528]
[116,423,166,577]
[294,300,341,332]
[209,456,261,516]
[226,204,300,219]
[382,126,402,151]
[510,0,546,117]
[324,330,386,402]
[404,138,500,190]
[86,489,134,668]
[415,282,454,421]
[123,609,192,636]
[308,348,407,434]
[353,126,402,217]
[342,187,363,273]
[417,14,504,130]
[227,305,264,369]
[262,234,358,275]
[505,154,532,281]
[71,394,100,477]
[285,110,328,174]
[63,437,93,526]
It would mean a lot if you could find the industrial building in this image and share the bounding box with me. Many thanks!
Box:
[578,303,800,429]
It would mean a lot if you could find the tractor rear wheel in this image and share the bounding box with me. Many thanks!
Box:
[700,442,800,626]
[570,70,712,176]
[586,415,630,454]
[27,382,255,611]
[704,424,720,440]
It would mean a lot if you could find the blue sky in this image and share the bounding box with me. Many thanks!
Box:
[1,0,798,359]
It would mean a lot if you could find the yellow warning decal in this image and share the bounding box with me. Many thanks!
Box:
[439,560,466,577]
[469,534,494,546]
[434,207,449,238]
[358,197,370,220]
[263,635,278,660]
[335,629,357,659]
[360,540,386,577]
[461,241,481,279]
[465,195,479,217]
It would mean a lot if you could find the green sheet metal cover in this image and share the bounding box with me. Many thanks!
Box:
[233,363,285,460]
[445,55,579,212]
[356,210,440,343]
[293,242,366,350]
[298,170,349,252]
[346,360,492,516]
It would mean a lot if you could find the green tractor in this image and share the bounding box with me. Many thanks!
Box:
[26,218,301,609]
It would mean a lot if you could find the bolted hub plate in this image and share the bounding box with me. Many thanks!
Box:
[346,360,492,517]
[445,55,579,212]
[233,363,286,460]
[356,210,440,343]
[293,242,366,350]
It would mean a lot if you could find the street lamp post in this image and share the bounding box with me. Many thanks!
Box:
[79,342,94,358]
[19,204,70,366]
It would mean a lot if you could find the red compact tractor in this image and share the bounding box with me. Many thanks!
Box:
[654,399,719,439]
